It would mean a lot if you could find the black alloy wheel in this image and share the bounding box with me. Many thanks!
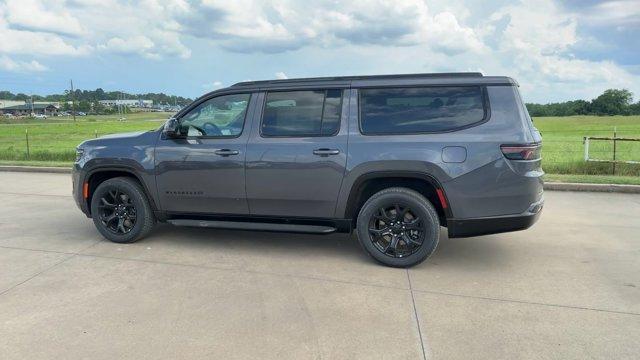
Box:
[97,187,137,234]
[356,187,440,267]
[90,177,155,244]
[368,204,425,258]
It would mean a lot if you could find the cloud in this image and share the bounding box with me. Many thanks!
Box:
[562,0,640,28]
[477,0,640,101]
[202,81,223,89]
[0,0,190,61]
[0,55,48,72]
[176,0,484,55]
[0,0,637,103]
[274,72,288,79]
[3,0,84,37]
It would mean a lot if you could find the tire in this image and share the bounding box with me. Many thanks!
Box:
[90,177,155,243]
[356,187,440,267]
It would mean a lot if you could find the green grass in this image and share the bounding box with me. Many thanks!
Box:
[544,173,640,185]
[0,113,638,180]
[534,115,640,176]
[0,160,73,167]
[0,112,171,161]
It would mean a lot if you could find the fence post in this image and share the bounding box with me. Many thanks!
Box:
[25,128,30,160]
[612,127,617,175]
[583,137,589,161]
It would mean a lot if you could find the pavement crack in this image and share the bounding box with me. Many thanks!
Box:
[0,253,75,297]
[412,288,640,317]
[407,269,428,360]
[0,240,102,298]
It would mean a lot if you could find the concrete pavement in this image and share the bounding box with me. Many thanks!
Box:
[0,172,638,359]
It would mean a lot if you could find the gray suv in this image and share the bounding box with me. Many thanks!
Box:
[73,73,543,267]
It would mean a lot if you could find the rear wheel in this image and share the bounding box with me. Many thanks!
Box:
[356,187,440,267]
[90,177,155,243]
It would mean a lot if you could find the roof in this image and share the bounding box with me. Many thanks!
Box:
[229,72,517,90]
[1,103,57,110]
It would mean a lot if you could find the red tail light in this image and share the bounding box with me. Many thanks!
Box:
[500,143,541,160]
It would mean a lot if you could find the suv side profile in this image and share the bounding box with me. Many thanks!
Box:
[73,73,543,267]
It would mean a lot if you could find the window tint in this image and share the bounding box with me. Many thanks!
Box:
[359,86,485,134]
[180,93,250,137]
[262,90,342,137]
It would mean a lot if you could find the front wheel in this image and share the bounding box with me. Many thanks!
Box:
[356,187,440,267]
[90,177,155,243]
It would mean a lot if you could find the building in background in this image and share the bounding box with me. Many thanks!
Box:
[0,100,24,109]
[0,103,59,116]
[99,99,153,108]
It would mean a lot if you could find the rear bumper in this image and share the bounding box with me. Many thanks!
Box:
[447,197,543,238]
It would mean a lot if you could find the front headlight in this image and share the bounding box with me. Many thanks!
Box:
[75,148,85,162]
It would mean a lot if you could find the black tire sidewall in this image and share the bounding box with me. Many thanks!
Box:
[356,189,439,267]
[90,178,149,243]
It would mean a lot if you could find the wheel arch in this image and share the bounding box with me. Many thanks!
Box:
[84,166,158,215]
[343,171,452,226]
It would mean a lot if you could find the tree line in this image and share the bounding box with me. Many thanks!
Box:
[0,88,193,107]
[3,87,639,117]
[525,89,640,117]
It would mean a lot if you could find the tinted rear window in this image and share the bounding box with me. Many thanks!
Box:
[359,86,486,134]
[262,90,342,137]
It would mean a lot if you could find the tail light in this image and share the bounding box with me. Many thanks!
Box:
[500,143,541,160]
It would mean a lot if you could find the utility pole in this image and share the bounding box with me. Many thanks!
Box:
[30,94,34,116]
[70,79,76,122]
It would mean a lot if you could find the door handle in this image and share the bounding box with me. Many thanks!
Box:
[313,148,340,156]
[214,149,240,156]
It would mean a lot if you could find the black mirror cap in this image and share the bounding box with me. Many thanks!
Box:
[163,117,180,138]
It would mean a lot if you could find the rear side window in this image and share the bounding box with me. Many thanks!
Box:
[359,86,486,134]
[262,90,342,137]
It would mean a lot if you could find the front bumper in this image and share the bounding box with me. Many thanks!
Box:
[447,197,543,238]
[71,165,90,217]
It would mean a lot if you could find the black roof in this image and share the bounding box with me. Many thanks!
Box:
[229,72,516,90]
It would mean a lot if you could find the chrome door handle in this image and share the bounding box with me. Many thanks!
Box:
[214,149,240,156]
[313,148,340,156]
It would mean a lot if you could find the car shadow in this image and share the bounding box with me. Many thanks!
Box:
[143,223,371,263]
[141,224,511,269]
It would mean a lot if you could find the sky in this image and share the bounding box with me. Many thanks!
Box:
[0,0,639,103]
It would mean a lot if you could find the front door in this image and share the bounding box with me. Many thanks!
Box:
[245,89,348,218]
[155,93,254,215]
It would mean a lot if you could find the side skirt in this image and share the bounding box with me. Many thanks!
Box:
[159,212,353,234]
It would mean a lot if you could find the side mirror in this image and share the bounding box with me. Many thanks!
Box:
[163,117,180,138]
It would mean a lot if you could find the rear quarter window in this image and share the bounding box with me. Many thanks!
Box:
[359,86,487,134]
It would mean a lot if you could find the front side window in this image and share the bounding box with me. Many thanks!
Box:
[261,90,342,137]
[360,86,485,134]
[180,93,250,137]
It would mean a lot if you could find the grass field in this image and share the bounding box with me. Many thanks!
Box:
[534,115,640,176]
[0,113,639,178]
[0,112,171,161]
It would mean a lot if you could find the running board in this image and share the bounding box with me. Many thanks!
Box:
[167,219,337,234]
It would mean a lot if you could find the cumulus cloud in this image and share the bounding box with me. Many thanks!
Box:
[3,0,84,37]
[478,0,640,101]
[0,55,48,72]
[0,0,637,102]
[176,0,484,55]
[202,81,223,89]
[274,72,288,79]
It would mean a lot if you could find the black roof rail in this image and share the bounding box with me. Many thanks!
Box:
[231,72,483,87]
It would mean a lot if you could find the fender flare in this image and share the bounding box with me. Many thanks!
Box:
[342,170,453,219]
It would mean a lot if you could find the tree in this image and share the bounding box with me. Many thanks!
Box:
[77,100,91,112]
[629,101,640,115]
[590,89,633,115]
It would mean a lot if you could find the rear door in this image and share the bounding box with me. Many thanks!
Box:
[245,89,349,218]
